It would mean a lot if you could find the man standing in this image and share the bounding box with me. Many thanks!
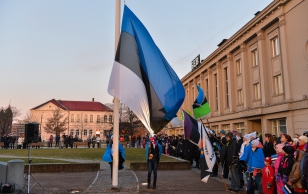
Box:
[55,134,60,147]
[146,136,162,189]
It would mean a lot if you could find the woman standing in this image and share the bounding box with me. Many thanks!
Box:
[102,135,126,178]
[263,133,276,158]
[146,136,162,189]
[49,135,54,148]
[280,134,292,146]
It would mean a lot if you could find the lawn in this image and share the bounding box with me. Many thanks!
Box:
[0,158,75,164]
[0,148,178,166]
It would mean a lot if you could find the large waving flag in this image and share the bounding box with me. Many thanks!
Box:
[108,6,185,134]
[193,85,211,119]
[183,110,216,183]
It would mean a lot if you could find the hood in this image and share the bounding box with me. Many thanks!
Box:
[297,150,305,162]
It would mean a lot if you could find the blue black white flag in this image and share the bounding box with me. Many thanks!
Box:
[108,6,185,134]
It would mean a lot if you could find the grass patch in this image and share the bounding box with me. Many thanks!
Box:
[0,148,179,166]
[0,158,75,164]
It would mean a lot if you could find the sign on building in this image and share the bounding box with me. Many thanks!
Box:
[191,54,200,71]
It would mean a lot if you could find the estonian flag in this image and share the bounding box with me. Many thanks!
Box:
[193,85,211,119]
[108,6,185,134]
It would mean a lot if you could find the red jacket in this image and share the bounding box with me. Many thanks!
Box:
[262,165,275,194]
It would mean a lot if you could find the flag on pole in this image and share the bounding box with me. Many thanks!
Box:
[193,85,211,119]
[183,110,216,183]
[108,5,185,134]
[183,110,200,146]
[200,125,216,183]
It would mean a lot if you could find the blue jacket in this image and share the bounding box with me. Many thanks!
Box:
[251,147,265,170]
[146,141,162,161]
[240,143,253,172]
[102,143,126,163]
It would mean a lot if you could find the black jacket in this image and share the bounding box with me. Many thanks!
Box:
[219,138,238,168]
[263,142,276,157]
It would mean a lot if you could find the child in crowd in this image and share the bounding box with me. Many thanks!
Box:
[262,157,275,194]
[277,146,295,193]
[250,139,265,193]
[273,144,285,194]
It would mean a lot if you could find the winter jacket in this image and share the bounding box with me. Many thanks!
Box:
[289,150,305,189]
[240,143,252,172]
[262,165,275,194]
[263,142,276,158]
[251,147,265,170]
[219,138,238,168]
[278,154,295,176]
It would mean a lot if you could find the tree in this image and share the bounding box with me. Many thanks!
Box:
[73,114,89,140]
[0,105,21,135]
[43,108,68,135]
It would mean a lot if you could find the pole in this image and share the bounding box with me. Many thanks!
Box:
[112,0,121,188]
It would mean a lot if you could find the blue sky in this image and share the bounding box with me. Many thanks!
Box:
[0,0,272,118]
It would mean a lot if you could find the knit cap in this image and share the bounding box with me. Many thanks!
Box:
[251,139,259,147]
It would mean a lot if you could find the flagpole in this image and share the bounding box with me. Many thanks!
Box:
[112,0,121,188]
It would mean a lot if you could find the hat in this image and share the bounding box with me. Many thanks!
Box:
[275,144,284,153]
[232,130,239,135]
[211,130,215,134]
[219,130,226,135]
[303,131,308,135]
[251,139,259,147]
[282,145,295,155]
[250,132,257,139]
[244,134,251,141]
[264,157,272,165]
[299,136,308,143]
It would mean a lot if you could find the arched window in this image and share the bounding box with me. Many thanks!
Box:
[77,114,80,122]
[71,114,74,122]
[84,114,88,123]
[90,115,93,123]
[109,115,113,124]
[97,115,100,123]
[104,115,107,123]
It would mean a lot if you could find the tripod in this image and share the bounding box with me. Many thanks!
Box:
[24,145,45,194]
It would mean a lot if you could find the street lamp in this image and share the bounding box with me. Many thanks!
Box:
[40,112,44,135]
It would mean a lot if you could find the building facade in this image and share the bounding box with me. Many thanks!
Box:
[170,0,308,136]
[30,99,113,141]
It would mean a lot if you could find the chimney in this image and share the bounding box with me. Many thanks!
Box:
[92,98,94,102]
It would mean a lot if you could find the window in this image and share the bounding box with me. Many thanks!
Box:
[225,68,229,108]
[109,115,113,124]
[238,89,243,105]
[89,129,93,136]
[76,130,79,136]
[236,59,242,74]
[71,114,74,122]
[253,83,261,100]
[70,129,74,136]
[212,125,219,134]
[84,114,88,123]
[205,78,209,101]
[252,50,258,67]
[84,129,87,136]
[77,114,80,122]
[97,115,100,123]
[214,74,218,110]
[222,124,230,133]
[235,123,245,135]
[274,74,283,94]
[104,115,107,123]
[272,119,287,136]
[90,115,93,123]
[271,37,280,57]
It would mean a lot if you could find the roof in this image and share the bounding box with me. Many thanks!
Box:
[31,99,113,112]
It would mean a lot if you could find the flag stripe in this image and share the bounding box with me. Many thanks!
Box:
[108,61,152,134]
[183,110,200,145]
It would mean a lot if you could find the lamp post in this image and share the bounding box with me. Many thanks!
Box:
[40,112,44,135]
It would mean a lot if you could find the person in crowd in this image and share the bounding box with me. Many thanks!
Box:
[249,139,265,194]
[219,132,240,192]
[49,134,54,148]
[131,134,136,148]
[192,144,200,169]
[9,135,16,149]
[55,134,60,147]
[36,135,42,149]
[273,143,285,194]
[69,135,74,148]
[176,135,184,158]
[165,139,169,156]
[293,135,307,151]
[102,135,126,179]
[218,130,229,178]
[261,157,275,194]
[87,135,92,148]
[277,146,295,193]
[146,136,162,189]
[293,137,299,149]
[92,135,96,148]
[96,136,101,148]
[280,134,292,146]
[142,137,146,149]
[288,150,305,194]
[276,131,284,144]
[136,135,141,148]
[294,133,300,139]
[183,137,194,166]
[64,135,69,148]
[17,135,24,149]
[219,130,227,145]
[263,133,277,158]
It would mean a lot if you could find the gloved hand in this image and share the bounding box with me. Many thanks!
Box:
[282,174,288,184]
[267,182,272,189]
[275,173,281,182]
